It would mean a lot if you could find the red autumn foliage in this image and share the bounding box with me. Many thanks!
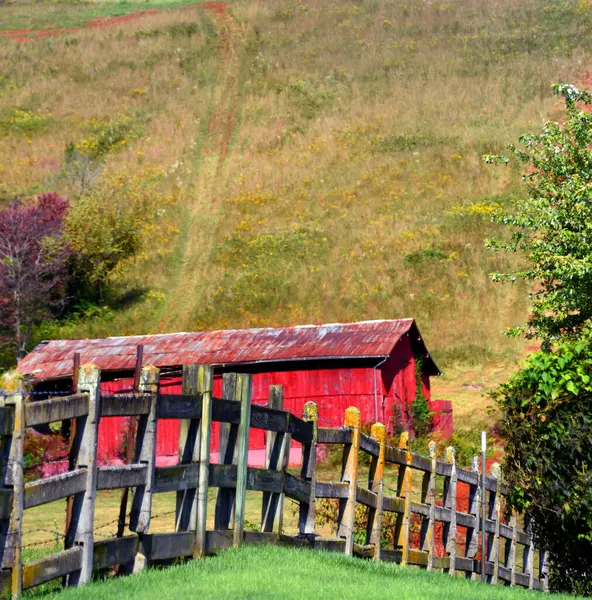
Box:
[0,193,70,359]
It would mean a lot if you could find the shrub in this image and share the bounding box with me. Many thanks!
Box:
[492,328,592,594]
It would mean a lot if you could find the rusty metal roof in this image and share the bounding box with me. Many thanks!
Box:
[18,319,439,381]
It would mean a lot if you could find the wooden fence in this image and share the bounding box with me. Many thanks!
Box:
[0,363,549,597]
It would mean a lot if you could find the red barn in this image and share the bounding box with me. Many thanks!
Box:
[18,319,451,466]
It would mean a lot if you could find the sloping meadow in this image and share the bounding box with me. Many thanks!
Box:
[1,0,592,364]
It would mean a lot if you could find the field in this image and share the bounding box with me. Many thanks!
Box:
[24,545,569,600]
[2,0,591,376]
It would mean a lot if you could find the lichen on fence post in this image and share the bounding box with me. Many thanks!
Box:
[466,455,481,580]
[176,364,200,532]
[6,382,24,599]
[421,441,437,571]
[394,431,412,566]
[489,462,502,584]
[66,364,101,587]
[194,365,213,559]
[233,374,252,547]
[299,401,317,536]
[338,407,360,557]
[367,422,386,561]
[443,446,457,576]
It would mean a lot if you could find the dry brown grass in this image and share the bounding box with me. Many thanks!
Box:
[1,0,591,410]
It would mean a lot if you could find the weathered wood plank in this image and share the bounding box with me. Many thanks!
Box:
[156,464,198,494]
[100,395,151,417]
[279,535,346,554]
[284,473,311,504]
[394,432,412,566]
[359,434,380,458]
[317,427,351,445]
[233,374,252,548]
[384,445,432,472]
[382,494,405,514]
[421,442,437,571]
[141,532,195,561]
[5,386,24,596]
[214,374,239,531]
[0,407,14,437]
[250,404,288,434]
[129,366,160,534]
[367,423,386,560]
[24,469,87,509]
[93,536,138,570]
[261,385,287,533]
[355,486,377,509]
[288,415,313,445]
[443,446,457,576]
[195,365,213,559]
[464,456,481,577]
[65,364,101,587]
[338,407,360,557]
[0,490,13,521]
[206,531,279,554]
[456,467,479,487]
[433,556,451,570]
[22,548,83,590]
[489,463,502,584]
[298,402,318,536]
[175,365,200,534]
[97,465,147,491]
[209,465,284,494]
[157,393,202,420]
[315,481,348,499]
[211,397,240,424]
[24,394,89,428]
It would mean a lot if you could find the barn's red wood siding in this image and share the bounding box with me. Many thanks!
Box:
[97,353,429,463]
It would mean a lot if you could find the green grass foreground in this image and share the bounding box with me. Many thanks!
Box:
[43,545,570,600]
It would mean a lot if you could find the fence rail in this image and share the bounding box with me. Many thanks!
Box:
[0,363,548,597]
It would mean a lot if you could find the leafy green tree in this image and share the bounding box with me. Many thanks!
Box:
[65,191,142,301]
[488,85,592,593]
[485,84,592,346]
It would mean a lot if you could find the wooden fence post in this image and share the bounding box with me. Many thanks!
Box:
[443,446,457,576]
[523,515,535,590]
[489,463,502,584]
[214,373,239,531]
[194,365,213,559]
[0,388,16,598]
[466,455,481,580]
[233,374,252,547]
[298,401,317,536]
[394,431,412,566]
[367,422,386,560]
[261,386,287,533]
[129,366,160,536]
[421,441,437,571]
[505,510,517,586]
[540,549,549,592]
[6,384,24,599]
[176,364,200,532]
[66,364,101,587]
[338,407,360,557]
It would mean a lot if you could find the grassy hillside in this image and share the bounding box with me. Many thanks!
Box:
[1,0,591,373]
[38,545,571,599]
